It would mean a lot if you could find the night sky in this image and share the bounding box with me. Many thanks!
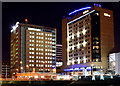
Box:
[2,2,120,61]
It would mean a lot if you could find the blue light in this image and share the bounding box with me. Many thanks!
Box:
[69,7,92,15]
[68,10,95,25]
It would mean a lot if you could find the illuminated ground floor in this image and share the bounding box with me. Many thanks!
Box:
[64,66,104,76]
[15,72,73,81]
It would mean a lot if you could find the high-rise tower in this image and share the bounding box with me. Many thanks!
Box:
[62,5,114,75]
[10,22,56,77]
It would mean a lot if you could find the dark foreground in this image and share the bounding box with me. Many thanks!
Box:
[1,79,120,86]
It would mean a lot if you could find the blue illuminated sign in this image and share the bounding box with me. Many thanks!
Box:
[68,10,95,25]
[69,7,92,15]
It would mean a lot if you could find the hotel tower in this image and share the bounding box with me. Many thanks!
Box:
[62,4,114,75]
[10,22,56,77]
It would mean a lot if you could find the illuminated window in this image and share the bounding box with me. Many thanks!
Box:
[32,40,34,42]
[36,32,38,35]
[104,13,111,17]
[32,64,34,66]
[36,60,38,62]
[36,56,38,58]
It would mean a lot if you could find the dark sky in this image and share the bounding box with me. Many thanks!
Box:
[2,2,120,61]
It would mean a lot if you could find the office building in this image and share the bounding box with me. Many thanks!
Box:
[10,22,56,78]
[56,44,63,73]
[62,4,114,75]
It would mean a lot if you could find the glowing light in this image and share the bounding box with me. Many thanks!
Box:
[82,29,86,35]
[104,13,111,17]
[68,10,95,25]
[83,56,87,63]
[41,76,44,78]
[35,75,38,78]
[72,45,74,50]
[78,58,80,64]
[20,67,23,70]
[25,19,28,22]
[83,10,89,14]
[28,27,41,31]
[72,34,74,39]
[20,61,22,64]
[83,40,87,47]
[69,7,92,15]
[77,43,80,49]
[26,65,29,68]
[67,61,70,65]
[92,75,95,80]
[11,22,19,32]
[16,69,18,71]
[77,31,80,37]
[72,59,74,65]
[100,74,104,80]
[74,68,79,70]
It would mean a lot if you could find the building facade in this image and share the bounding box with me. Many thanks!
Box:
[2,61,11,78]
[62,5,114,75]
[109,52,120,75]
[10,22,56,78]
[56,44,63,73]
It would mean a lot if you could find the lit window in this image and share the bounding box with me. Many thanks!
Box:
[36,64,38,67]
[32,64,34,66]
[36,32,38,35]
[104,13,111,17]
[45,33,47,36]
[83,29,86,35]
[36,36,38,39]
[32,48,34,50]
[77,31,80,37]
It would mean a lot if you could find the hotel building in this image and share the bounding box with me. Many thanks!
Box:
[10,22,56,77]
[62,5,114,75]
